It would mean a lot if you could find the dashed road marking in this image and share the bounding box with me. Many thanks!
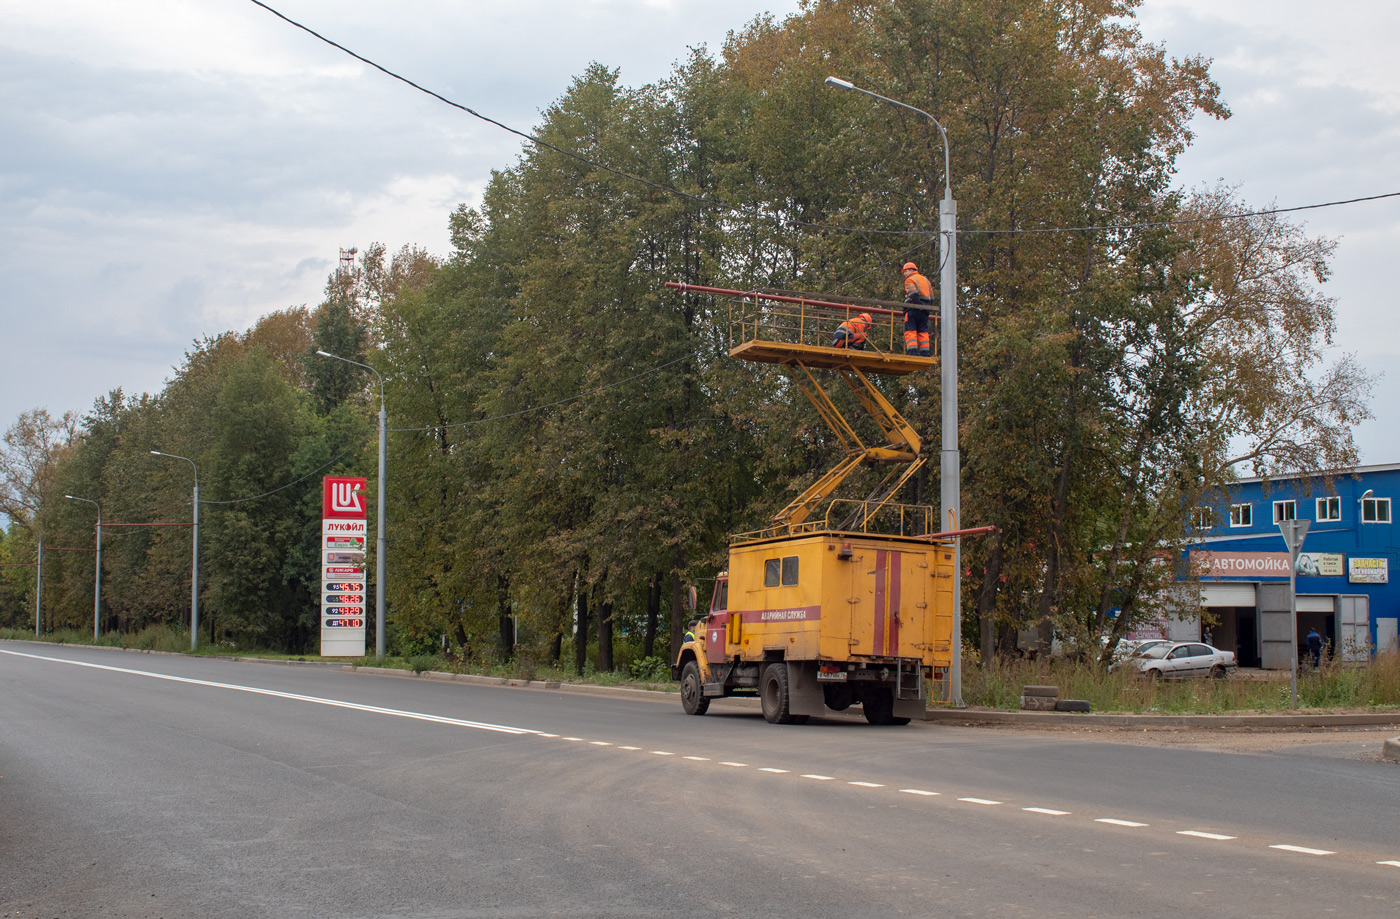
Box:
[684,755,710,761]
[1179,831,1236,841]
[760,767,790,774]
[564,737,583,742]
[719,761,747,767]
[849,781,884,788]
[900,789,939,796]
[1378,861,1400,868]
[959,797,1001,805]
[590,741,611,746]
[651,751,674,756]
[1097,818,1148,827]
[538,733,559,738]
[619,745,641,750]
[1025,807,1070,815]
[801,774,835,780]
[1271,845,1335,856]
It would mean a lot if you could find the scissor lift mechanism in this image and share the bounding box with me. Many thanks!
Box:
[665,281,938,539]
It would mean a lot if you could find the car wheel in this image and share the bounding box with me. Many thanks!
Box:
[1210,664,1226,680]
[680,660,710,715]
[1145,667,1161,683]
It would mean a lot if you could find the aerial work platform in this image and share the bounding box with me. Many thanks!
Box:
[664,281,937,375]
[666,281,938,540]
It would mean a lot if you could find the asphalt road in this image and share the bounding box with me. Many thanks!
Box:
[2,641,1397,919]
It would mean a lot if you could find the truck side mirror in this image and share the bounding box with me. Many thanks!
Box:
[686,585,698,611]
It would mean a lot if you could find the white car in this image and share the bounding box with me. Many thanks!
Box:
[1123,642,1237,680]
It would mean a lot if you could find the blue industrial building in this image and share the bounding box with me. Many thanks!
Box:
[1172,463,1399,669]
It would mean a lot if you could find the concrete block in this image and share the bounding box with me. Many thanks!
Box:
[1021,695,1058,711]
[1383,737,1400,763]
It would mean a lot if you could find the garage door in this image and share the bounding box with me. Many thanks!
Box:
[1201,583,1256,607]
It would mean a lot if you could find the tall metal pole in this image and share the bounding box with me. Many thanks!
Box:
[1279,518,1310,711]
[151,451,199,649]
[826,76,962,705]
[65,495,102,640]
[34,535,42,636]
[316,350,387,658]
[939,186,962,706]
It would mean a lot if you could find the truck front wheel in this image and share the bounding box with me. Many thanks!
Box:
[761,663,808,725]
[680,660,710,715]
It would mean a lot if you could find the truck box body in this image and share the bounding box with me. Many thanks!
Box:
[709,533,956,669]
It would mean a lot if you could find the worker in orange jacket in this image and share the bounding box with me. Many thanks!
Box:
[900,261,933,356]
[832,312,873,350]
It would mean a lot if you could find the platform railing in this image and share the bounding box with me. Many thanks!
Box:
[730,296,936,356]
[730,500,938,544]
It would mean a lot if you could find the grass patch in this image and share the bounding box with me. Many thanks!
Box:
[962,652,1400,713]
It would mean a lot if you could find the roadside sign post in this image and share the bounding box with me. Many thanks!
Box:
[321,476,369,657]
[1278,518,1310,710]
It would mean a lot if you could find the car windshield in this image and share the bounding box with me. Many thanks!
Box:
[1138,646,1172,660]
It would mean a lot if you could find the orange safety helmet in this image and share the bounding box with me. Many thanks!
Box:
[902,262,918,273]
[857,312,872,326]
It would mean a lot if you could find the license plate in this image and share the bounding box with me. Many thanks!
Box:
[816,670,847,681]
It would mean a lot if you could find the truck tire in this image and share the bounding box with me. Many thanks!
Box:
[862,688,910,726]
[680,660,710,715]
[761,663,805,724]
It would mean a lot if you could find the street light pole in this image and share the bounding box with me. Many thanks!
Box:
[826,76,963,706]
[316,350,388,658]
[65,495,102,640]
[151,451,199,650]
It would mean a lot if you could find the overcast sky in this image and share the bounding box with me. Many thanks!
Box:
[3,0,1397,465]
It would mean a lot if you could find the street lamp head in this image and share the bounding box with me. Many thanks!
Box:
[316,349,333,358]
[825,76,855,91]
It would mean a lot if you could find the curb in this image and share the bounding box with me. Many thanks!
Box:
[921,706,1400,729]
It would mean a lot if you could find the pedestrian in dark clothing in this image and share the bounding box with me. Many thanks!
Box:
[1306,629,1323,668]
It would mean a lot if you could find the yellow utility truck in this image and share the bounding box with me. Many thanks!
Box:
[665,282,970,725]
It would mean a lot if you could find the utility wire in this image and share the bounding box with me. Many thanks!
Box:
[200,438,370,506]
[249,2,1398,242]
[246,0,920,239]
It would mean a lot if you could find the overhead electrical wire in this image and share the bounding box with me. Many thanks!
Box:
[248,1,1398,241]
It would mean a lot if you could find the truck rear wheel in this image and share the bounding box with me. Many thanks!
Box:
[761,663,806,724]
[862,688,910,726]
[680,660,710,715]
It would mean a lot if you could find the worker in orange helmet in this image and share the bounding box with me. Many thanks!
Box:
[832,312,873,350]
[900,261,933,356]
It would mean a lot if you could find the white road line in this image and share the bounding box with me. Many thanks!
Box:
[684,756,710,761]
[1271,845,1335,856]
[564,737,584,742]
[651,751,675,756]
[590,741,611,746]
[720,761,747,767]
[619,746,641,750]
[1179,831,1236,841]
[801,774,835,780]
[538,733,559,738]
[1378,861,1400,868]
[1096,818,1148,827]
[0,649,535,734]
[900,789,939,796]
[760,767,790,774]
[849,781,884,788]
[1024,807,1070,815]
[958,797,1002,805]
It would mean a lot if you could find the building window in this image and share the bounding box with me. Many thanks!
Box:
[1362,497,1392,524]
[1229,504,1252,527]
[1190,507,1213,530]
[764,556,800,587]
[1316,496,1341,522]
[1273,500,1297,523]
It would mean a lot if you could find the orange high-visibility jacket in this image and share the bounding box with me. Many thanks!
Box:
[904,271,933,307]
[833,315,871,348]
